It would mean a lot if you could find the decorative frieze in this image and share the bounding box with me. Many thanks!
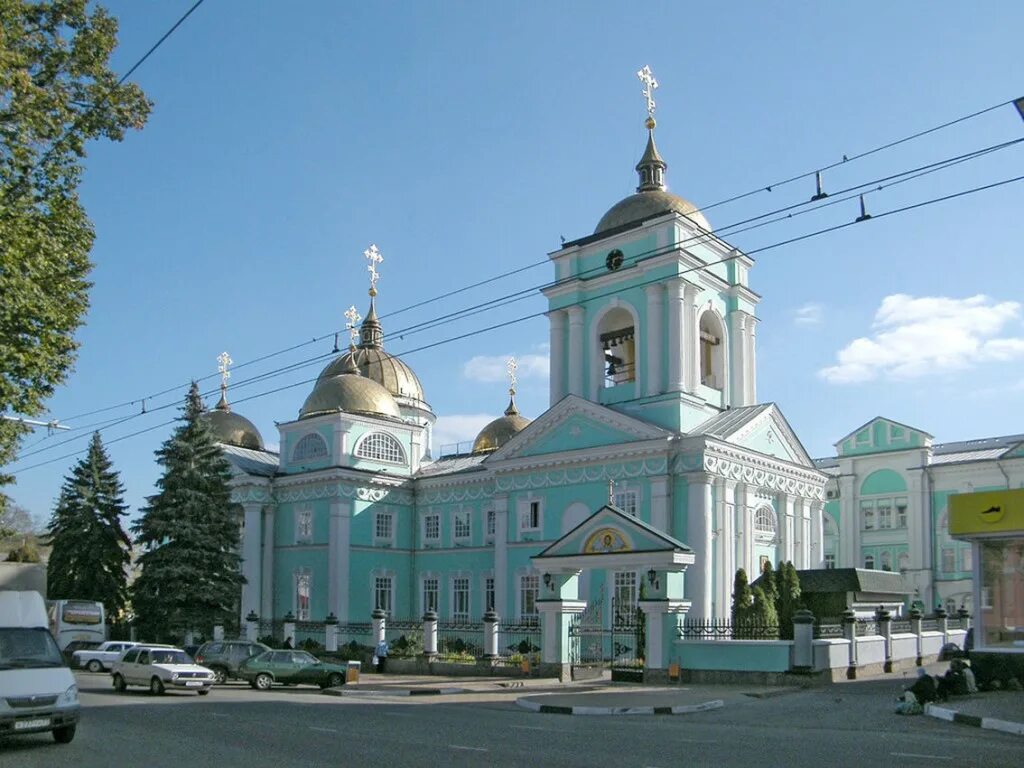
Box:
[702,451,824,501]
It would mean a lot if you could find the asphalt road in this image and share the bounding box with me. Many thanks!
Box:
[1,672,1020,767]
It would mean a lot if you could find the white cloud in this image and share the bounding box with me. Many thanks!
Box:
[462,353,549,383]
[793,303,823,325]
[819,294,1024,384]
[432,414,494,451]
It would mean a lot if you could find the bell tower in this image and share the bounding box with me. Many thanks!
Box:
[543,66,760,432]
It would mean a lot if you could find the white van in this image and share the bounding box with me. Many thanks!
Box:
[0,591,80,743]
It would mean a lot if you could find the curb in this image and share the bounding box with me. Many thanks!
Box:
[924,704,1024,737]
[322,686,468,697]
[515,696,725,716]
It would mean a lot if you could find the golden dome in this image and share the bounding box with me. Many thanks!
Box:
[316,346,426,404]
[204,395,264,450]
[595,189,710,234]
[300,372,401,420]
[472,397,531,454]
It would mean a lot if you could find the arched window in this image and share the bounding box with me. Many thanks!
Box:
[356,432,405,464]
[753,507,777,542]
[864,554,875,570]
[293,433,327,461]
[699,312,725,390]
[598,307,636,387]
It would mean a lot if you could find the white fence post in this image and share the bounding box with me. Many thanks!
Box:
[422,610,438,658]
[791,609,815,671]
[325,613,339,652]
[876,606,892,673]
[842,608,857,679]
[483,610,499,659]
[245,611,259,642]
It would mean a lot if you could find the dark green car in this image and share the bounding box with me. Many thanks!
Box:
[239,650,347,690]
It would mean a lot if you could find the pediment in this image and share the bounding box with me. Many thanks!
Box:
[835,416,933,457]
[695,404,814,468]
[1003,441,1024,459]
[488,395,671,462]
[536,504,691,560]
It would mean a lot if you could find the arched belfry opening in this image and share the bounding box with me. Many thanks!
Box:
[699,312,724,390]
[598,307,636,388]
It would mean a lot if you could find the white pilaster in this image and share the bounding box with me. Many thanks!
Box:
[548,309,567,406]
[729,311,749,407]
[644,284,664,396]
[567,306,585,397]
[838,473,857,568]
[260,506,275,619]
[684,283,701,392]
[328,500,353,621]
[493,495,509,619]
[717,481,737,616]
[649,475,670,533]
[666,278,685,392]
[782,494,796,564]
[240,503,263,622]
[686,475,713,620]
[746,316,758,404]
[810,500,825,568]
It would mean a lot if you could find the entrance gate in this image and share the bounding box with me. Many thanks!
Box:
[568,590,644,682]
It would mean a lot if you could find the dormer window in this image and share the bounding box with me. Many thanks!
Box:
[293,433,328,462]
[598,308,636,388]
[355,432,405,464]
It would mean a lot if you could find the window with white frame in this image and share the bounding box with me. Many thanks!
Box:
[753,507,777,542]
[519,574,539,622]
[613,571,637,618]
[484,576,495,612]
[454,509,471,542]
[423,512,440,544]
[422,577,438,614]
[520,499,541,533]
[485,510,496,541]
[613,489,638,517]
[824,553,836,569]
[864,554,875,569]
[295,508,313,544]
[356,432,405,464]
[374,575,393,616]
[293,433,328,461]
[896,498,908,528]
[295,571,312,621]
[374,509,394,544]
[960,546,972,571]
[878,502,892,530]
[862,501,875,530]
[941,547,955,574]
[452,577,470,621]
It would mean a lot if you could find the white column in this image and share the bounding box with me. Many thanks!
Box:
[810,500,825,568]
[729,311,749,407]
[260,506,275,619]
[649,475,670,533]
[746,316,758,404]
[782,494,796,564]
[328,500,353,621]
[666,278,685,392]
[567,306,585,397]
[739,485,754,576]
[686,475,713,620]
[548,309,567,406]
[493,495,509,619]
[240,503,262,621]
[838,473,857,568]
[684,283,701,392]
[718,481,737,616]
[644,283,663,396]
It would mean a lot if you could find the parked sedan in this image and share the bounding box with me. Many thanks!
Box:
[110,646,215,695]
[239,650,347,690]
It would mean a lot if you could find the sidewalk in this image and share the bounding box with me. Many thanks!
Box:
[925,692,1024,737]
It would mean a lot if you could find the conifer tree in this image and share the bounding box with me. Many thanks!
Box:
[46,432,131,617]
[131,383,243,640]
[776,561,802,639]
[750,585,779,638]
[760,559,779,608]
[731,568,753,628]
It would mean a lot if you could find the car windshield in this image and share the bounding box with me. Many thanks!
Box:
[293,651,317,664]
[0,628,65,669]
[148,650,191,665]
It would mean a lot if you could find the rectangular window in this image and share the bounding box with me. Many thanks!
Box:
[861,501,875,531]
[375,511,394,543]
[824,553,836,570]
[454,509,471,542]
[878,502,892,529]
[896,500,908,528]
[484,577,495,612]
[424,513,440,544]
[941,548,955,574]
[422,577,438,614]
[374,576,392,616]
[613,571,637,618]
[486,510,496,541]
[614,490,638,517]
[960,546,972,571]
[519,574,539,622]
[296,508,313,544]
[521,500,541,532]
[295,573,311,621]
[452,577,470,621]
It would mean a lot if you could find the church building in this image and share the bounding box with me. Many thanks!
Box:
[205,71,829,651]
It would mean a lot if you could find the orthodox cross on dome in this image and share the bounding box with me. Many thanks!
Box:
[637,65,658,122]
[506,356,518,396]
[344,305,362,347]
[364,243,383,296]
[216,351,233,410]
[608,477,616,504]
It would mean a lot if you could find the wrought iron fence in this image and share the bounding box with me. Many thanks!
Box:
[496,621,542,667]
[814,623,844,639]
[678,618,779,640]
[257,619,283,641]
[293,621,326,649]
[891,619,912,633]
[336,623,373,648]
[436,620,484,662]
[921,618,939,631]
[857,620,880,635]
[386,619,424,657]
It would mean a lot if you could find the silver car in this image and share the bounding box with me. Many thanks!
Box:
[110,646,215,695]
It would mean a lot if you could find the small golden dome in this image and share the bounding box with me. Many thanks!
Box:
[472,397,531,454]
[316,346,426,404]
[300,373,401,420]
[595,189,710,234]
[204,396,265,451]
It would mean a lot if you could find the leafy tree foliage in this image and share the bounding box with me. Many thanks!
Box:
[131,384,243,639]
[0,501,37,540]
[45,432,131,616]
[731,568,753,626]
[0,0,150,501]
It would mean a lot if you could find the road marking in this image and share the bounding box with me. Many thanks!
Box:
[891,754,953,761]
[310,726,339,733]
[449,745,488,752]
[509,725,553,731]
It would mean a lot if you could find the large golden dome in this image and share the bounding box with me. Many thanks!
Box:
[300,369,401,420]
[473,397,531,454]
[204,394,264,450]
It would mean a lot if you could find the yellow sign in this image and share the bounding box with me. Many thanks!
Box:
[949,488,1024,536]
[583,527,632,554]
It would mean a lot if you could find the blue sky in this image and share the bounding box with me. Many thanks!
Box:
[7,1,1024,522]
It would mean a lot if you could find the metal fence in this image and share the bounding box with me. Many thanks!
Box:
[436,621,485,662]
[386,619,424,657]
[678,618,780,640]
[496,621,542,668]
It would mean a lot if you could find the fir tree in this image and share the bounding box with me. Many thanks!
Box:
[760,559,779,608]
[776,561,802,640]
[131,383,243,640]
[750,586,779,638]
[46,432,132,617]
[731,568,753,628]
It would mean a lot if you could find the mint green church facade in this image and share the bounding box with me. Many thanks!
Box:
[207,113,829,669]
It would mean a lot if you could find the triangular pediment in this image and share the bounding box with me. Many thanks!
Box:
[536,504,692,562]
[835,416,933,457]
[1003,441,1024,459]
[488,395,671,462]
[694,403,814,468]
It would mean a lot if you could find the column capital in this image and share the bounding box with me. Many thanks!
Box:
[567,305,585,323]
[644,282,665,298]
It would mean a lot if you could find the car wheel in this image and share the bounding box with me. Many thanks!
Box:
[211,667,228,685]
[113,673,127,692]
[52,724,76,744]
[197,689,210,696]
[254,673,273,691]
[87,659,103,673]
[150,676,165,695]
[326,672,343,688]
